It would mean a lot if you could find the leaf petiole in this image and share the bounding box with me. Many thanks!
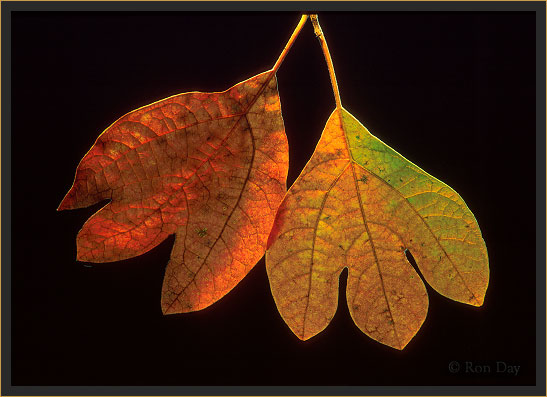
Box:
[310,14,342,109]
[272,14,309,73]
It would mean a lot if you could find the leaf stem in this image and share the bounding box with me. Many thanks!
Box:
[310,14,342,109]
[272,14,309,73]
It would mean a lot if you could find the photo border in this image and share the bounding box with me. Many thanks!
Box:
[2,1,545,396]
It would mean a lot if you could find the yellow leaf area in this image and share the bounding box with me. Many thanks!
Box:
[59,71,288,314]
[266,107,489,350]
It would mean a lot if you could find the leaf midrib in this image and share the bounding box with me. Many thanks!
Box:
[93,71,275,238]
[331,109,401,347]
[338,107,480,305]
[162,73,279,312]
[166,113,259,311]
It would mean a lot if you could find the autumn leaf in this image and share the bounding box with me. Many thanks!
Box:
[265,15,489,350]
[58,15,309,314]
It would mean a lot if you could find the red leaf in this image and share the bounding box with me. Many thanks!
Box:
[59,71,289,314]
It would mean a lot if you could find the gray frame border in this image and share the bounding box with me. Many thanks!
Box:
[2,1,545,396]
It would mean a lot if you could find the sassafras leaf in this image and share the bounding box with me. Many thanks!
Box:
[59,71,289,314]
[266,107,489,349]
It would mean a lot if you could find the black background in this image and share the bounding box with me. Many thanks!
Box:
[10,11,536,387]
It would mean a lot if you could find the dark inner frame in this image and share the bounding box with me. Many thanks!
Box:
[3,2,545,396]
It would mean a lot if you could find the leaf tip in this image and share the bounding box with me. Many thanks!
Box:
[298,333,311,342]
[75,250,88,263]
[161,294,192,316]
[470,294,485,307]
[394,340,408,351]
[161,299,175,315]
[57,189,77,211]
[293,326,319,342]
[57,197,70,211]
[75,242,95,263]
[161,302,195,316]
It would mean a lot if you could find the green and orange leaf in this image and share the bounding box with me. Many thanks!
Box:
[266,107,489,349]
[59,70,289,314]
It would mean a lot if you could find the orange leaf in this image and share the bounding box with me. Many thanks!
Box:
[266,108,489,349]
[59,71,288,314]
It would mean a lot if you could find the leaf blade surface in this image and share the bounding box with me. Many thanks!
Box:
[60,71,289,314]
[266,107,489,349]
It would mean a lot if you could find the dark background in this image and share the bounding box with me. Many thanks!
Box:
[10,11,536,387]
